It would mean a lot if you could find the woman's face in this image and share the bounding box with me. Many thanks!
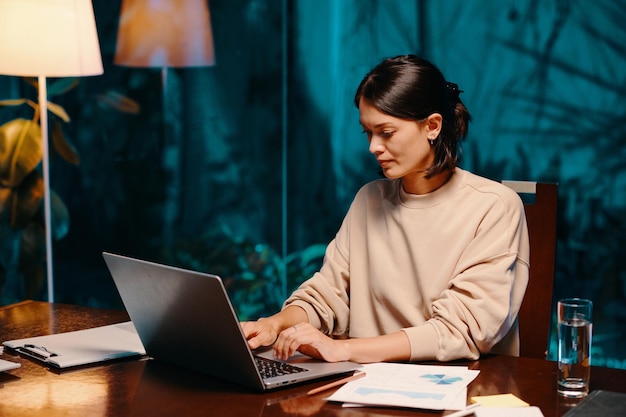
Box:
[359,99,437,182]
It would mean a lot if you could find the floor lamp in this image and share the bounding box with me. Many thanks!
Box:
[114,0,215,258]
[0,0,103,302]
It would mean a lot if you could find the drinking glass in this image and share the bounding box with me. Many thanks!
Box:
[557,298,593,398]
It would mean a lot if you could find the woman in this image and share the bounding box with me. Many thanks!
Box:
[242,54,529,363]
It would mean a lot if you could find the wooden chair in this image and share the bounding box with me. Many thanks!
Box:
[502,181,558,359]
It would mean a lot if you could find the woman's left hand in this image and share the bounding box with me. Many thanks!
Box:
[273,322,350,363]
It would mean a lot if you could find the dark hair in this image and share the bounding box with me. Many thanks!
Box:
[354,55,471,178]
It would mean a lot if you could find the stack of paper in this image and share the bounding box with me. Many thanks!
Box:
[3,322,146,368]
[326,363,479,410]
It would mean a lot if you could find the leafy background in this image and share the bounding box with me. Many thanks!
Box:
[1,0,625,368]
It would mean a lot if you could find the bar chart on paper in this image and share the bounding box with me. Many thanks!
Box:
[326,363,480,410]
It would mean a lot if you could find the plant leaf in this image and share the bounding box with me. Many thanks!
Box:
[18,221,46,277]
[11,170,43,229]
[47,101,71,122]
[50,189,70,240]
[23,77,38,90]
[0,118,42,188]
[0,99,28,107]
[96,91,141,114]
[3,171,70,239]
[48,78,79,97]
[51,121,79,165]
[0,186,11,220]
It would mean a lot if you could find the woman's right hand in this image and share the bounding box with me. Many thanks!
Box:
[241,318,280,350]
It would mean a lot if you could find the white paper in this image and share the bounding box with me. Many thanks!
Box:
[3,322,146,368]
[0,358,21,372]
[341,386,469,410]
[326,363,480,410]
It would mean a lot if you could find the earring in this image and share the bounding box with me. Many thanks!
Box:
[429,139,435,146]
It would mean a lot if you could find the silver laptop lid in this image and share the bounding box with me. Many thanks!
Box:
[103,252,266,390]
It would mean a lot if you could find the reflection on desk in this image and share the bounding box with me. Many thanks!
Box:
[2,301,626,417]
[131,360,326,416]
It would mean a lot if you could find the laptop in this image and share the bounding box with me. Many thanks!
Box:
[102,252,361,391]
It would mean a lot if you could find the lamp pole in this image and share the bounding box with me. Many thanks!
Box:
[38,75,54,301]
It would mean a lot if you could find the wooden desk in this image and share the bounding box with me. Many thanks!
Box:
[1,301,625,417]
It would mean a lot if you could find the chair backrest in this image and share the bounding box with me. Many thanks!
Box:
[503,181,558,359]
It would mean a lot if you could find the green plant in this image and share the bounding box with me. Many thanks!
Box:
[171,227,327,321]
[0,78,78,302]
[0,77,138,303]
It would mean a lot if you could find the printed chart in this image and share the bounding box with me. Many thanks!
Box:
[326,363,479,410]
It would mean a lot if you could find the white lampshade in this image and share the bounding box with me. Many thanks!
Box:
[0,0,103,77]
[115,0,215,68]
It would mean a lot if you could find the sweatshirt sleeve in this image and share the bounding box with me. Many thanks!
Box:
[282,232,351,336]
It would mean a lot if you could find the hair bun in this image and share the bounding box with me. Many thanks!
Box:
[446,82,463,102]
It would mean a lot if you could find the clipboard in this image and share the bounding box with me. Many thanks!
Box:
[2,322,146,368]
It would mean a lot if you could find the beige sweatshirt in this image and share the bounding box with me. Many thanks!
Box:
[284,168,530,361]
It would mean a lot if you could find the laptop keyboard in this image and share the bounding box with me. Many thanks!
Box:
[254,355,308,379]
